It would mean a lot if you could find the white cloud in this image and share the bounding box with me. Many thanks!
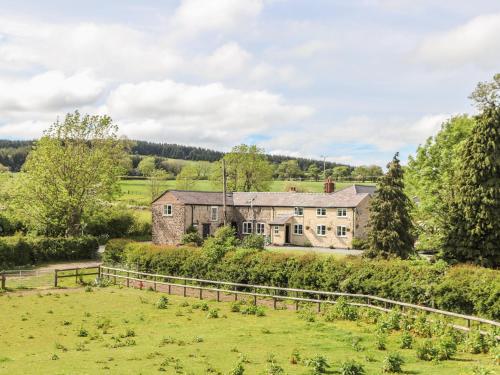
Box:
[171,0,264,38]
[196,42,252,79]
[415,12,500,69]
[104,78,314,148]
[0,17,182,81]
[0,70,104,112]
[289,40,336,59]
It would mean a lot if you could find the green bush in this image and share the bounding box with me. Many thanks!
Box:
[304,355,329,374]
[102,241,500,319]
[181,226,203,246]
[85,206,135,238]
[339,360,365,375]
[0,235,98,268]
[102,239,133,265]
[241,234,265,250]
[351,237,369,250]
[382,353,404,373]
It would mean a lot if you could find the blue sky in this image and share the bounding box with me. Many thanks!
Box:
[0,0,499,166]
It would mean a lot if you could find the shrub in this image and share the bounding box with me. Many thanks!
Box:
[229,361,245,375]
[382,353,404,373]
[241,234,265,250]
[464,329,489,354]
[324,297,358,321]
[400,330,413,349]
[416,340,437,361]
[304,355,329,374]
[110,241,500,319]
[290,349,301,364]
[181,227,203,246]
[434,335,457,360]
[339,360,365,375]
[0,235,98,268]
[85,206,135,238]
[376,332,388,350]
[351,237,369,250]
[102,239,132,265]
[156,296,169,309]
[207,308,219,319]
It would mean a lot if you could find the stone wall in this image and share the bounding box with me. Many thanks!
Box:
[152,192,186,245]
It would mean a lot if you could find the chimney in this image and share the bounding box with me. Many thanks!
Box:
[324,177,335,193]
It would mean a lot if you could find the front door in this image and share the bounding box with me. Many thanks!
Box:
[285,224,291,244]
[202,224,211,238]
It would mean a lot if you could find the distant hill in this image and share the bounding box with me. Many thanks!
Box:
[0,139,351,173]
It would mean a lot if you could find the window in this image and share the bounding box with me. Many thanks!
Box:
[256,223,265,235]
[293,224,303,235]
[294,207,304,216]
[273,226,279,235]
[316,208,327,216]
[337,208,347,217]
[163,204,172,216]
[336,226,347,237]
[243,222,253,234]
[316,225,326,236]
[210,206,219,221]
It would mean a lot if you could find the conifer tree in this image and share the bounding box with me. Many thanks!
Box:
[366,153,415,259]
[442,75,500,267]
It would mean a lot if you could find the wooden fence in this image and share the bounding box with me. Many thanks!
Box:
[98,265,499,335]
[53,267,100,287]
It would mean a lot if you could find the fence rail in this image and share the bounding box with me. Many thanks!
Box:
[98,266,499,334]
[53,267,100,287]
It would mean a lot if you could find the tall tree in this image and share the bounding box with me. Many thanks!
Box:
[404,115,474,251]
[442,74,500,267]
[15,111,127,236]
[276,160,301,180]
[306,163,321,181]
[366,153,415,259]
[211,144,273,192]
[332,166,350,180]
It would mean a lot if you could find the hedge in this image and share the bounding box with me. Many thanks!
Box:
[104,240,500,320]
[0,236,99,269]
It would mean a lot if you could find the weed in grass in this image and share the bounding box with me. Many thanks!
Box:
[400,330,413,349]
[464,329,489,354]
[230,301,242,312]
[180,301,189,307]
[413,314,432,338]
[339,360,365,375]
[156,296,169,309]
[230,347,239,353]
[376,331,387,350]
[416,339,437,361]
[75,342,88,352]
[304,355,330,374]
[95,317,111,333]
[261,328,271,334]
[351,336,365,352]
[472,366,493,375]
[193,336,204,343]
[85,286,93,293]
[229,360,245,375]
[159,336,176,346]
[0,357,11,363]
[51,354,59,361]
[54,342,68,352]
[77,327,89,337]
[382,352,404,373]
[207,308,219,319]
[297,307,316,322]
[62,320,72,326]
[325,297,358,321]
[266,361,284,374]
[290,349,301,365]
[120,328,135,338]
[435,335,457,360]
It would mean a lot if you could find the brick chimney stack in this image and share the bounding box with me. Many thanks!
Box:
[324,177,335,193]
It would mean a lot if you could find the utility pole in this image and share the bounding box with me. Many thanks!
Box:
[222,159,227,226]
[321,155,326,179]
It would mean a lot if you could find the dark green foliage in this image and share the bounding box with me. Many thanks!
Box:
[85,206,135,238]
[203,226,240,261]
[442,105,500,267]
[382,353,404,373]
[351,237,369,250]
[304,355,329,374]
[400,331,413,349]
[241,234,265,250]
[103,242,500,319]
[0,236,98,268]
[181,226,203,246]
[339,360,365,375]
[101,239,133,265]
[366,153,415,259]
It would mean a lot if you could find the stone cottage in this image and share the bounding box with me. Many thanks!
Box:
[152,181,375,249]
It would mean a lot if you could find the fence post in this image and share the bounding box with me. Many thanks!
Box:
[183,279,187,297]
[54,269,58,287]
[113,269,117,285]
[199,288,202,300]
[273,297,277,310]
[127,272,130,288]
[154,276,157,292]
[295,300,299,311]
[317,302,321,313]
[253,294,257,306]
[1,273,5,289]
[75,268,79,284]
[98,265,101,280]
[217,290,220,302]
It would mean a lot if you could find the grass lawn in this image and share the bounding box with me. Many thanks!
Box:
[0,286,495,374]
[118,179,376,206]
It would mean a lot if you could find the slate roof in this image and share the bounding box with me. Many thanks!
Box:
[155,185,376,208]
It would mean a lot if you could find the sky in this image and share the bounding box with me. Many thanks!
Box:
[0,0,499,166]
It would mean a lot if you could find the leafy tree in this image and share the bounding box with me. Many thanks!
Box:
[14,111,127,236]
[276,160,302,180]
[211,144,273,192]
[366,153,415,259]
[332,166,350,180]
[137,156,156,177]
[442,75,500,267]
[404,115,474,251]
[176,163,199,189]
[306,163,321,181]
[352,165,370,181]
[367,165,383,179]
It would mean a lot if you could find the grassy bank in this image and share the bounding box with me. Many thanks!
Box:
[0,286,496,374]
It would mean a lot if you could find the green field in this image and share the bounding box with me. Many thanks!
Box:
[118,179,375,207]
[0,286,495,374]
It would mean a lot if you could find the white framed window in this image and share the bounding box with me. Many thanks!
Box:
[256,223,265,235]
[210,206,219,221]
[242,222,253,234]
[293,224,303,235]
[294,207,304,216]
[163,204,173,216]
[316,208,327,216]
[336,226,347,237]
[337,208,347,217]
[316,225,326,236]
[273,226,279,235]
